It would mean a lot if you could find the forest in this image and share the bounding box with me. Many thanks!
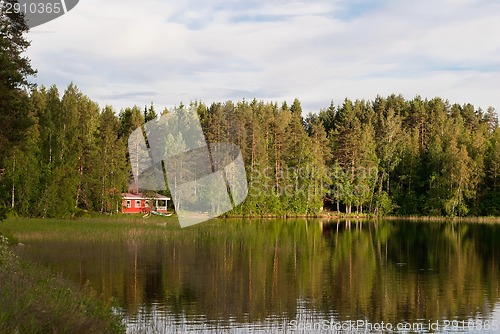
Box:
[1,86,500,218]
[2,5,500,218]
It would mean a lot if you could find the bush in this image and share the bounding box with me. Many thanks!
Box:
[375,191,394,216]
[0,206,7,222]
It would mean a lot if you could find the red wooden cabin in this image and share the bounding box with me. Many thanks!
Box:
[121,192,170,213]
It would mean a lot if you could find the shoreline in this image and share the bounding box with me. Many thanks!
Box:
[383,215,500,223]
[223,212,375,219]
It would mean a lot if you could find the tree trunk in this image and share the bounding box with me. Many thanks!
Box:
[11,155,15,209]
[369,172,378,213]
[76,155,83,208]
[386,161,390,194]
[275,127,281,194]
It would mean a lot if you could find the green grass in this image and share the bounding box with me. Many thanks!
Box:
[0,235,125,334]
[0,215,183,240]
[0,215,260,245]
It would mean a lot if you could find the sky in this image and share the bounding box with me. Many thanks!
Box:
[25,0,500,114]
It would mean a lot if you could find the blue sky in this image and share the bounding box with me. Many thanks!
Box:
[26,0,500,113]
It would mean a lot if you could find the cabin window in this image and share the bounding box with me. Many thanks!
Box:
[145,200,149,208]
[135,200,141,208]
[126,200,131,208]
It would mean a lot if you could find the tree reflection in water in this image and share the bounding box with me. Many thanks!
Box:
[16,219,500,332]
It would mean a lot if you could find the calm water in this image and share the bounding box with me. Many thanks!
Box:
[14,219,500,333]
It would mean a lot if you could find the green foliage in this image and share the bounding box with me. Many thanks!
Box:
[374,191,394,216]
[0,207,6,222]
[0,84,131,218]
[0,3,36,161]
[0,70,499,217]
[144,102,157,122]
[323,95,499,217]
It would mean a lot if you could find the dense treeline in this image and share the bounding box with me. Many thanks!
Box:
[0,84,133,217]
[1,84,499,217]
[193,95,500,217]
[317,96,500,216]
[2,7,500,217]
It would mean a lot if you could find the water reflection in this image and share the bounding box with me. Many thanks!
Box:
[15,219,500,333]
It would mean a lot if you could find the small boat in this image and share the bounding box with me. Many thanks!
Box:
[150,211,173,217]
[143,210,173,218]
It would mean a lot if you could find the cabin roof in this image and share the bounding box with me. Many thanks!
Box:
[122,192,170,200]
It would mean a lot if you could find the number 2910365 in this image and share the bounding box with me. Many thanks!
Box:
[1,1,63,15]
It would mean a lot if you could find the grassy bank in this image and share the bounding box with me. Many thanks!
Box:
[223,211,375,219]
[0,233,125,334]
[383,215,500,223]
[0,215,186,243]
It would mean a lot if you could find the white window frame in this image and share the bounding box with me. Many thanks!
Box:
[126,200,131,208]
[135,200,141,208]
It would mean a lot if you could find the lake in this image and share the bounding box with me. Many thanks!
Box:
[13,219,500,333]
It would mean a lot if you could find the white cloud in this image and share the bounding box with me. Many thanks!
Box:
[26,0,500,113]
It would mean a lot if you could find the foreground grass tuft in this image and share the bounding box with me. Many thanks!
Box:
[0,235,125,334]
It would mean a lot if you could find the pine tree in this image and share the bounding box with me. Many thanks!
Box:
[271,102,290,197]
[95,106,128,212]
[0,3,36,173]
[318,101,336,134]
[0,0,37,216]
[283,99,311,213]
[306,114,331,212]
[331,99,362,213]
[118,106,144,139]
[376,107,403,195]
[144,102,157,122]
